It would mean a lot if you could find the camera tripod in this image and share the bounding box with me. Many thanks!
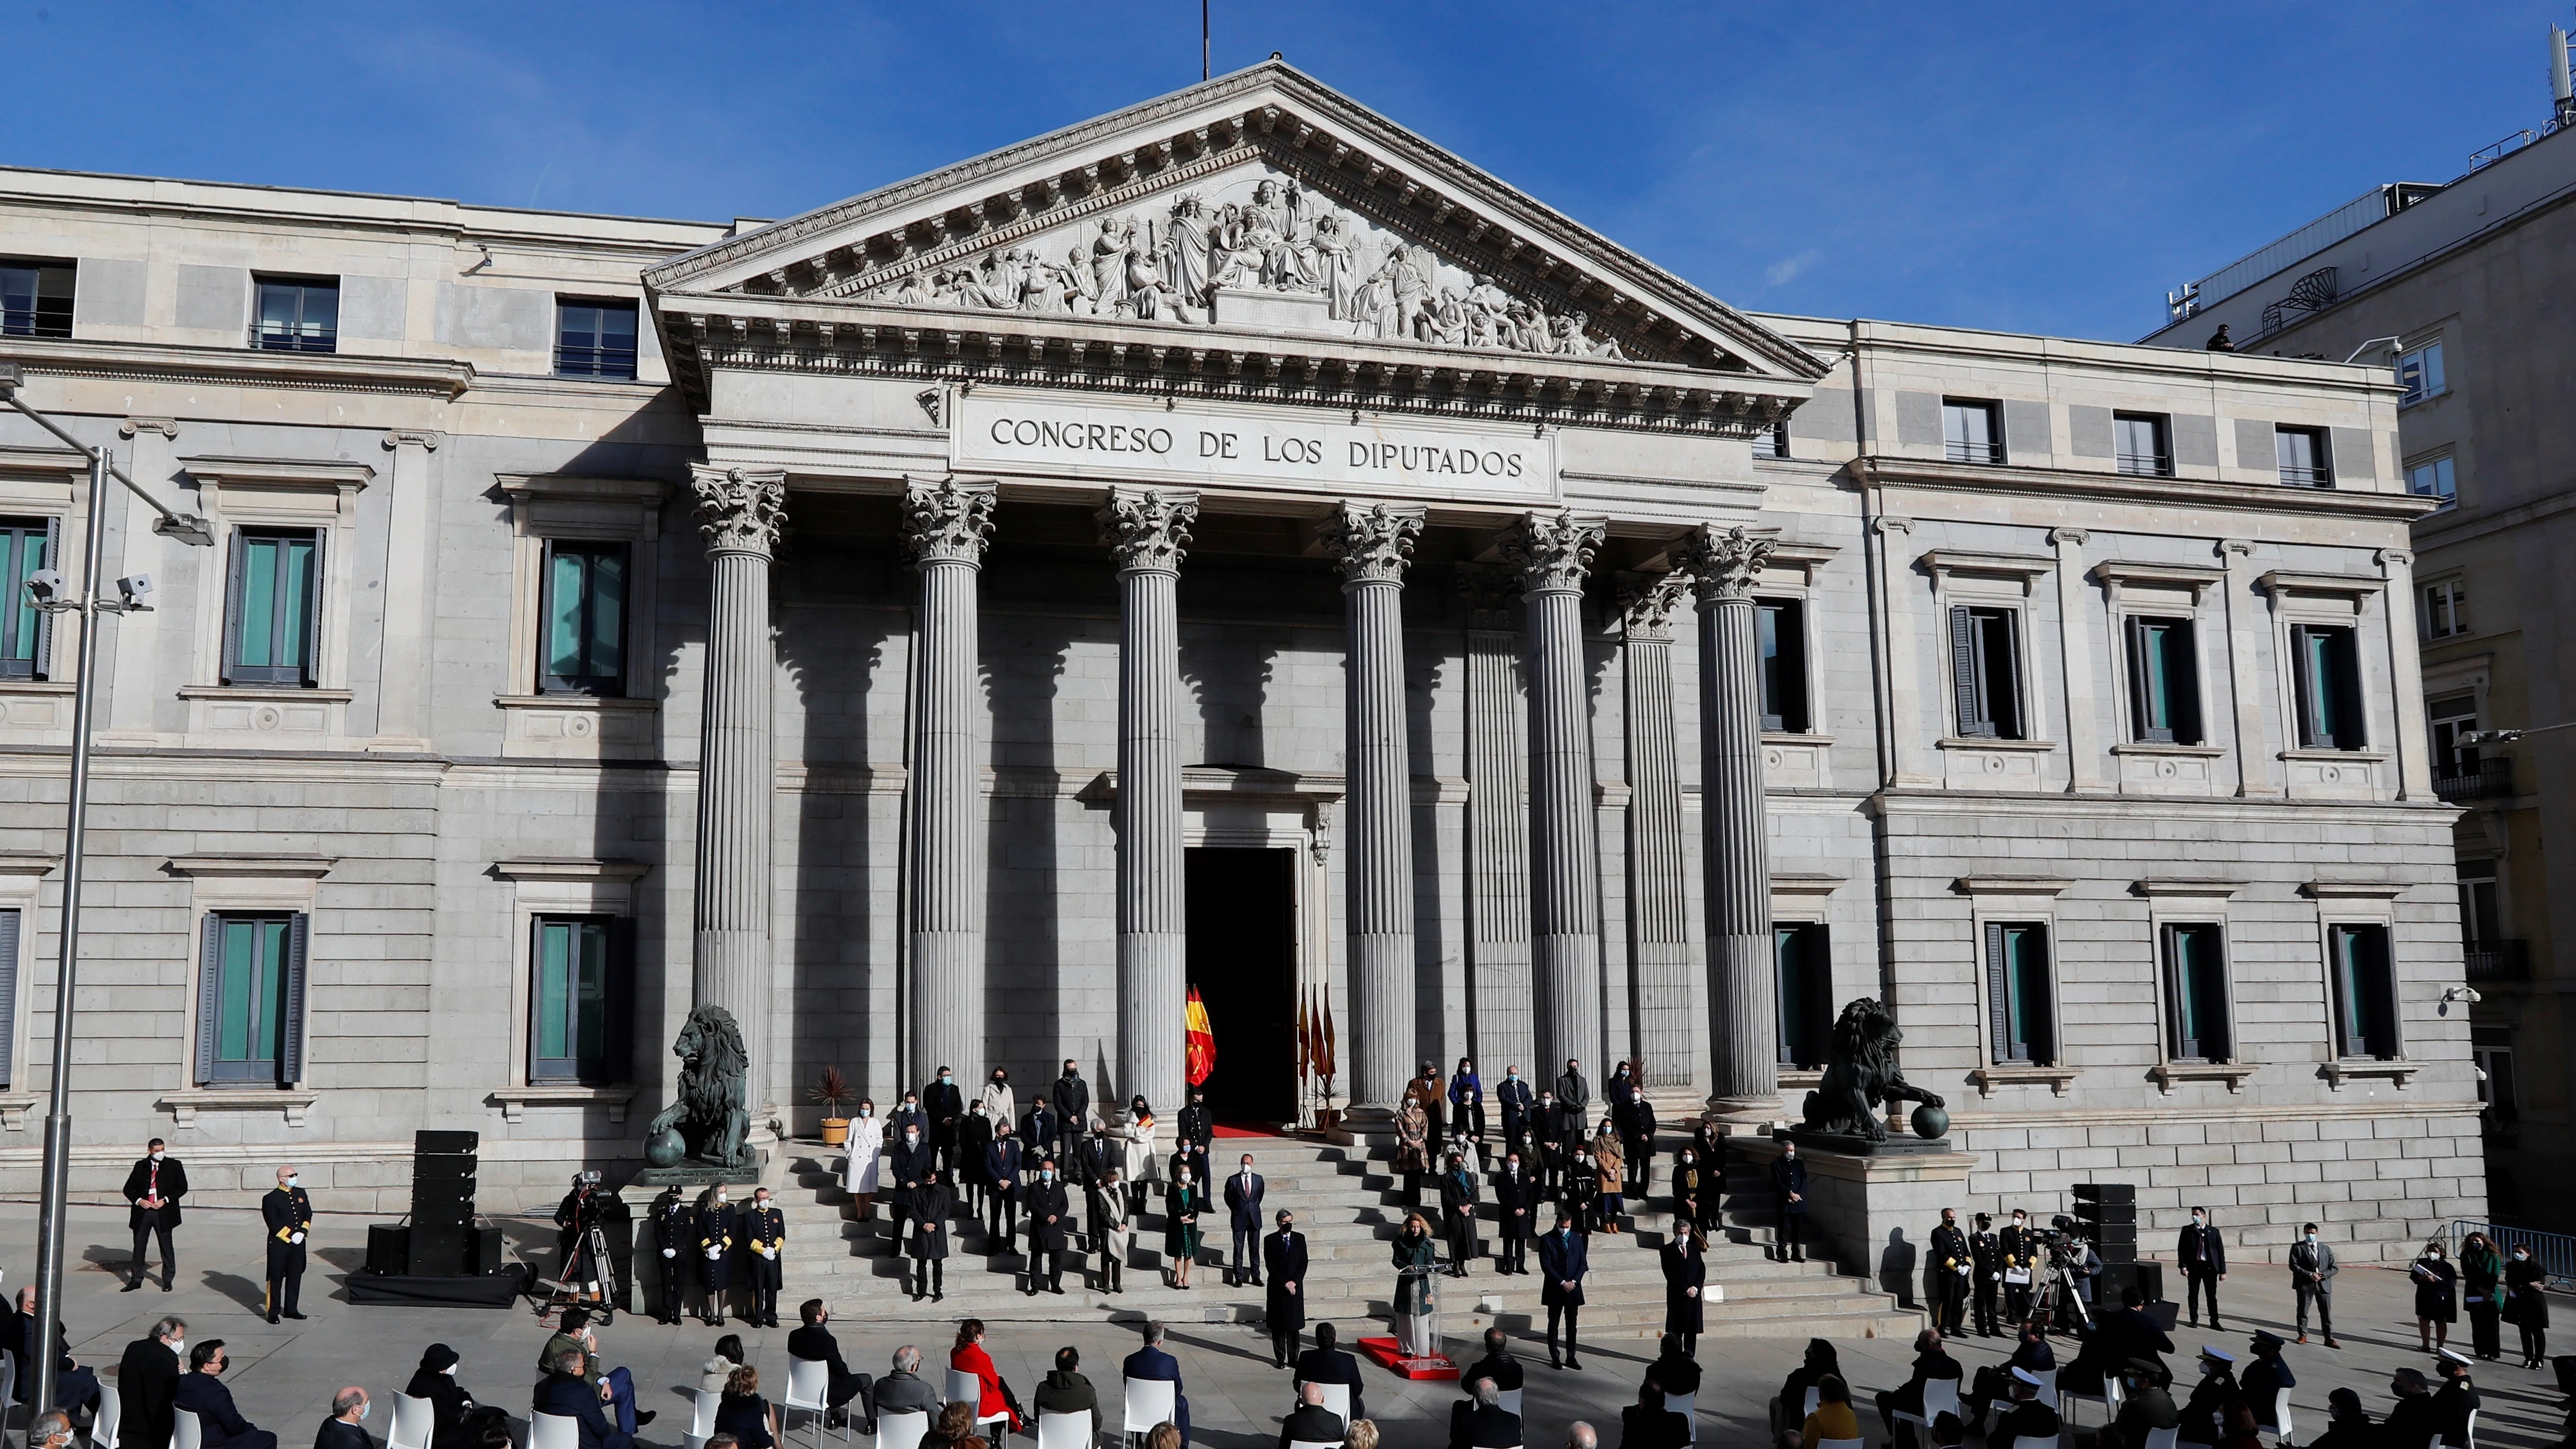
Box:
[541,1222,619,1326]
[2025,1246,2093,1333]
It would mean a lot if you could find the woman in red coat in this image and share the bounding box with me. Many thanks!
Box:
[950,1319,1025,1433]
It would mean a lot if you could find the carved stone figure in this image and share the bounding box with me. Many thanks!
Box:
[643,1003,755,1168]
[1799,997,1946,1142]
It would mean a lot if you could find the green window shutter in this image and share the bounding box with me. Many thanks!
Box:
[196,915,224,1085]
[2332,927,2369,1057]
[1951,606,1991,738]
[279,913,309,1084]
[2329,628,2365,750]
[2163,924,2192,1060]
[1985,921,2015,1062]
[2127,617,2170,743]
[284,534,319,676]
[590,547,626,688]
[29,517,56,680]
[2292,626,2325,747]
[0,908,18,1089]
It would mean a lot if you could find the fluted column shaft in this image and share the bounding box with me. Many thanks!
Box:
[1619,573,1700,1094]
[1103,488,1198,1113]
[904,479,998,1088]
[690,467,787,1111]
[1508,512,1608,1083]
[1687,525,1778,1109]
[1327,502,1426,1115]
[1459,568,1535,1076]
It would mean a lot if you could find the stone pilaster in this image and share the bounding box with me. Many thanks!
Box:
[1323,501,1425,1116]
[1504,511,1607,1084]
[375,430,442,749]
[1101,487,1199,1113]
[689,465,787,1114]
[1458,565,1535,1079]
[1686,524,1778,1114]
[903,477,998,1089]
[103,419,181,737]
[2050,528,2100,792]
[2376,548,2433,802]
[1617,570,1700,1096]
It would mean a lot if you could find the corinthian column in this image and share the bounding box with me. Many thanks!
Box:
[689,465,787,1114]
[903,477,998,1090]
[1505,511,1607,1085]
[1617,571,1700,1096]
[1100,487,1199,1113]
[1685,524,1779,1114]
[1323,501,1426,1117]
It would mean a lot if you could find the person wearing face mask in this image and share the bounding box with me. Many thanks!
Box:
[984,1119,1024,1245]
[2502,1241,2549,1368]
[646,1186,692,1326]
[1671,1146,1708,1234]
[889,1118,935,1248]
[889,1090,927,1141]
[2459,1231,2503,1361]
[1265,1208,1310,1368]
[118,1316,188,1449]
[124,1138,188,1294]
[174,1340,278,1449]
[29,1411,74,1449]
[1537,1213,1590,1370]
[695,1185,741,1326]
[1394,1091,1431,1209]
[262,1165,314,1324]
[402,1344,480,1449]
[2287,1221,2338,1347]
[980,1068,1017,1136]
[1021,1092,1059,1165]
[1178,1087,1216,1188]
[923,1067,965,1179]
[1770,1139,1807,1263]
[1930,1208,1971,1334]
[1118,1096,1160,1217]
[1493,1150,1538,1275]
[1449,1058,1487,1143]
[1091,1167,1132,1294]
[1530,1092,1565,1187]
[842,1099,884,1224]
[1166,1162,1206,1290]
[741,1188,785,1329]
[907,1169,953,1303]
[1224,1153,1268,1288]
[1970,1214,2004,1337]
[1562,1148,1601,1234]
[1051,1059,1091,1133]
[2176,1205,2226,1331]
[315,1387,374,1449]
[2412,1238,2460,1352]
[1027,1158,1071,1295]
[1999,1208,2037,1323]
[956,1101,993,1220]
[1496,1066,1534,1144]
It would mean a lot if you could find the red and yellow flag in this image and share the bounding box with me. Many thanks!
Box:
[1184,986,1217,1086]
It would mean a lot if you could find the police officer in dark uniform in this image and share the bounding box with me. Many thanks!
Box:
[647,1185,692,1324]
[1999,1208,2038,1325]
[1932,1208,1972,1334]
[695,1184,741,1326]
[1970,1213,2005,1337]
[739,1186,785,1328]
[262,1163,313,1323]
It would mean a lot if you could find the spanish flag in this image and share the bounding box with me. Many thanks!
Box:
[1184,986,1217,1086]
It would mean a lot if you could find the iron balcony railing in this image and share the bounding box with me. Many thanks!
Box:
[2463,940,2530,982]
[2433,757,2515,802]
[2442,1219,2575,1289]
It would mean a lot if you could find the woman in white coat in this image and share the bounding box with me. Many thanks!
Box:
[841,1098,886,1222]
[978,1068,1017,1133]
[1118,1095,1160,1216]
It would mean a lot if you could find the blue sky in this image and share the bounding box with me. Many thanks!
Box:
[7,2,2563,341]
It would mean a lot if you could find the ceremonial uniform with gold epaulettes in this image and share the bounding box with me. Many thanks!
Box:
[648,1187,692,1324]
[263,1182,314,1322]
[1930,1221,1972,1333]
[740,1201,785,1328]
[1998,1219,2037,1324]
[695,1194,740,1325]
[1970,1220,2004,1336]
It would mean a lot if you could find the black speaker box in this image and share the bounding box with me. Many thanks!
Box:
[415,1129,480,1156]
[472,1225,505,1275]
[409,1220,469,1276]
[2074,1182,2136,1205]
[366,1223,411,1275]
[2100,1260,2165,1304]
[411,1157,479,1184]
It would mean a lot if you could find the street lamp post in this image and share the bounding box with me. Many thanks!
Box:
[0,363,211,1419]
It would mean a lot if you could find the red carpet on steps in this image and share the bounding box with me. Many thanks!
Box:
[1357,1336,1462,1380]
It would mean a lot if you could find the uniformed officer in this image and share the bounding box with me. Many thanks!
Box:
[262,1163,314,1324]
[1970,1212,2004,1337]
[647,1185,692,1325]
[695,1184,741,1326]
[1931,1208,1972,1334]
[740,1186,785,1328]
[1999,1207,2038,1325]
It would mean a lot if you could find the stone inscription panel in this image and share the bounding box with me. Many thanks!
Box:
[953,388,1556,503]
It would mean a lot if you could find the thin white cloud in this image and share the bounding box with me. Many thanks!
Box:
[1766,249,1823,287]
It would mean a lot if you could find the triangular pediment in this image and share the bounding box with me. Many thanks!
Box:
[645,61,1824,382]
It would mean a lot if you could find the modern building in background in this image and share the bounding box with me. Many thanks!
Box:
[2142,25,2576,1229]
[0,64,2479,1267]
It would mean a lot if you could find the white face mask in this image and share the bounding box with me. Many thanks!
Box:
[714,1192,728,1204]
[1042,1171,1054,1181]
[358,1403,372,1422]
[444,1365,457,1377]
[755,1198,769,1210]
[150,1151,164,1162]
[2306,1233,2318,1244]
[168,1339,184,1358]
[286,1175,300,1189]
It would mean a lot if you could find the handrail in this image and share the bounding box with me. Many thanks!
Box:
[2442,1219,2575,1289]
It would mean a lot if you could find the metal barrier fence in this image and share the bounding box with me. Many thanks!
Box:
[2441,1219,2576,1289]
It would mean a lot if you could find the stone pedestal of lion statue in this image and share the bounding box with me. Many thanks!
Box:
[1728,998,1976,1312]
[620,1004,765,1318]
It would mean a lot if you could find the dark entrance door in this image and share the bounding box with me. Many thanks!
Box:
[1183,847,1299,1125]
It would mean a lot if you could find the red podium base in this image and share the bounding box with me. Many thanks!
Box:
[1356,1336,1461,1380]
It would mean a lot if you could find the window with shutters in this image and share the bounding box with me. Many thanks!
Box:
[2162,923,2232,1062]
[1984,921,2055,1065]
[2290,623,2366,749]
[537,541,628,695]
[2327,923,2399,1059]
[197,911,308,1086]
[222,528,322,686]
[0,517,56,680]
[1942,399,2004,464]
[2124,615,2203,744]
[1775,922,1833,1068]
[1757,597,1810,732]
[0,908,18,1090]
[529,914,632,1085]
[1948,605,2025,739]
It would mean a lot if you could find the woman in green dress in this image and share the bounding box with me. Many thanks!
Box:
[1391,1210,1440,1358]
[1165,1163,1206,1290]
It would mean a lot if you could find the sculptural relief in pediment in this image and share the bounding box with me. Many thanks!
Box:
[828,159,1639,361]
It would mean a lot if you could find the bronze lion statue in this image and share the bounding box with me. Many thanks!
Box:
[645,1004,753,1168]
[1801,997,1944,1140]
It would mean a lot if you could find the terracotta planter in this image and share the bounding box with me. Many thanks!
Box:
[819,1118,851,1146]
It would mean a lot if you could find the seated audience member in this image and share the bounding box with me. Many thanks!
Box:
[1799,1374,1859,1449]
[1620,1375,1688,1449]
[785,1301,872,1431]
[701,1334,746,1396]
[1291,1322,1366,1424]
[2307,1388,2373,1449]
[715,1366,779,1449]
[872,1347,941,1422]
[1776,1338,1841,1436]
[2112,1357,2181,1447]
[1874,1331,1963,1449]
[1449,1378,1521,1449]
[315,1389,373,1449]
[174,1341,281,1449]
[1991,1370,2062,1448]
[1282,1381,1350,1449]
[404,1344,481,1449]
[1648,1334,1701,1399]
[1463,1328,1525,1394]
[534,1347,630,1449]
[1032,1347,1098,1446]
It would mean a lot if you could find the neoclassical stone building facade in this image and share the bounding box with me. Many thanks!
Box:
[0,64,2480,1260]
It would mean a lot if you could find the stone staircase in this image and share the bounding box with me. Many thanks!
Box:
[765,1130,1920,1341]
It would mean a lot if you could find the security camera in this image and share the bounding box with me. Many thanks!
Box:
[115,574,153,610]
[2440,984,2483,1015]
[23,569,65,607]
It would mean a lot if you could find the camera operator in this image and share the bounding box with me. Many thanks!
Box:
[554,1172,606,1287]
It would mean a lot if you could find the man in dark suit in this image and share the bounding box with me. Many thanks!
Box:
[116,1317,187,1449]
[1496,1067,1534,1145]
[785,1299,871,1431]
[2066,1285,2173,1395]
[315,1388,373,1449]
[172,1341,278,1449]
[534,1346,629,1449]
[2177,1205,2227,1329]
[1292,1323,1366,1423]
[7,1287,101,1418]
[887,1119,936,1244]
[1463,1327,1524,1393]
[261,1165,312,1324]
[1264,1210,1310,1370]
[1122,1323,1189,1448]
[1770,1141,1808,1262]
[124,1139,187,1293]
[870,1347,940,1421]
[1877,1329,1965,1449]
[1447,1379,1521,1449]
[1554,1060,1590,1120]
[1279,1382,1348,1449]
[1225,1153,1267,1288]
[924,1067,965,1177]
[1538,1214,1590,1370]
[1050,1060,1091,1133]
[1492,1152,1538,1275]
[1027,1161,1073,1295]
[984,1121,1024,1243]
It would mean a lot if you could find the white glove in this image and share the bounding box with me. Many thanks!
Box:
[764,1248,777,1260]
[291,1233,306,1244]
[662,1248,676,1258]
[706,1246,723,1259]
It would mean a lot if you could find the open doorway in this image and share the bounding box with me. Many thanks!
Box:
[1183,846,1299,1125]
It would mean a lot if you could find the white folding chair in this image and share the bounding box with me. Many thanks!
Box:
[2061,1377,2122,1429]
[1664,1393,1696,1446]
[89,1384,121,1449]
[2257,1388,2293,1447]
[532,1412,583,1449]
[2012,1437,2062,1449]
[1122,1379,1177,1443]
[1804,1389,1821,1421]
[1037,1412,1093,1449]
[787,1359,847,1449]
[1499,1389,1522,1418]
[2033,1371,2060,1412]
[1287,1441,1343,1449]
[947,1369,1008,1437]
[1895,1381,1961,1436]
[384,1394,434,1449]
[1313,1384,1351,1426]
[2464,1408,2479,1449]
[876,1412,930,1449]
[172,1410,202,1449]
[2143,1429,2180,1449]
[686,1388,721,1449]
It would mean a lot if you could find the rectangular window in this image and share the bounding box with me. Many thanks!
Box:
[1942,399,2004,464]
[0,260,74,339]
[2327,923,2399,1059]
[196,911,307,1086]
[556,298,640,379]
[1761,421,1790,460]
[2124,615,2203,744]
[2407,456,2456,506]
[1984,921,2055,1065]
[2474,1029,2517,1128]
[530,915,632,1085]
[1757,598,1810,732]
[538,541,628,695]
[2162,923,2232,1062]
[2398,341,2445,406]
[2428,693,2479,776]
[1775,922,1833,1069]
[2114,412,2172,477]
[0,517,55,680]
[1948,604,2024,740]
[0,908,18,1090]
[222,529,321,686]
[2275,426,2332,487]
[2458,862,2501,951]
[2421,579,2468,639]
[2290,623,2365,749]
[252,276,339,353]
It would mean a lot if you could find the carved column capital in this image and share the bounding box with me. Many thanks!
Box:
[2217,538,2256,560]
[690,465,789,557]
[1683,524,1776,605]
[900,477,998,568]
[1098,486,1198,576]
[118,418,180,440]
[1322,501,1425,586]
[1455,563,1521,631]
[380,429,443,452]
[1616,570,1691,642]
[2375,547,2416,570]
[1505,511,1605,597]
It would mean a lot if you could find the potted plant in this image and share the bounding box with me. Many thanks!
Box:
[810,1065,855,1146]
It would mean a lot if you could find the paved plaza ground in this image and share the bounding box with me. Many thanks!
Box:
[3,1203,2568,1449]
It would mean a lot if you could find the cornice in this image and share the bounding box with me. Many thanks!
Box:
[0,338,473,399]
[182,457,374,492]
[1856,455,2437,523]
